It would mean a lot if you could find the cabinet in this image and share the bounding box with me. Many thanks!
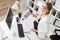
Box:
[27,0,60,28]
[51,6,60,28]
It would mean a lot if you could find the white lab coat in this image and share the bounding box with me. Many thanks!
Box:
[38,14,50,40]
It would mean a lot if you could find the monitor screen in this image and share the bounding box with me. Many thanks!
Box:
[6,8,13,29]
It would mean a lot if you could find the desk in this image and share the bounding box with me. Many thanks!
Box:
[0,14,40,40]
[13,14,40,40]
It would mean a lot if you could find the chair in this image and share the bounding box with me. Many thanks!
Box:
[50,29,60,40]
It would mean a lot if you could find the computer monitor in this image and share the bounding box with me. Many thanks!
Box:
[5,7,13,29]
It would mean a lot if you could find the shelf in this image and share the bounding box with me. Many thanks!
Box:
[50,0,56,6]
[51,14,56,17]
[55,0,60,10]
[27,5,34,11]
[34,1,43,8]
[53,6,60,12]
[56,11,60,19]
[50,17,55,24]
[33,10,38,14]
[27,0,60,28]
[55,17,60,20]
[29,0,34,3]
[29,1,34,8]
[31,0,36,2]
[51,8,57,16]
[53,19,60,28]
[34,5,39,12]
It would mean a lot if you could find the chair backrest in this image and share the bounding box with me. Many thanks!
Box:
[55,29,60,35]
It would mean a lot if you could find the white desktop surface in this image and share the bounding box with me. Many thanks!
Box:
[0,21,13,40]
[0,14,40,40]
[13,15,40,40]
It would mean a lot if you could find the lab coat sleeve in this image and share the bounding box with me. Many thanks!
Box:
[38,20,49,39]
